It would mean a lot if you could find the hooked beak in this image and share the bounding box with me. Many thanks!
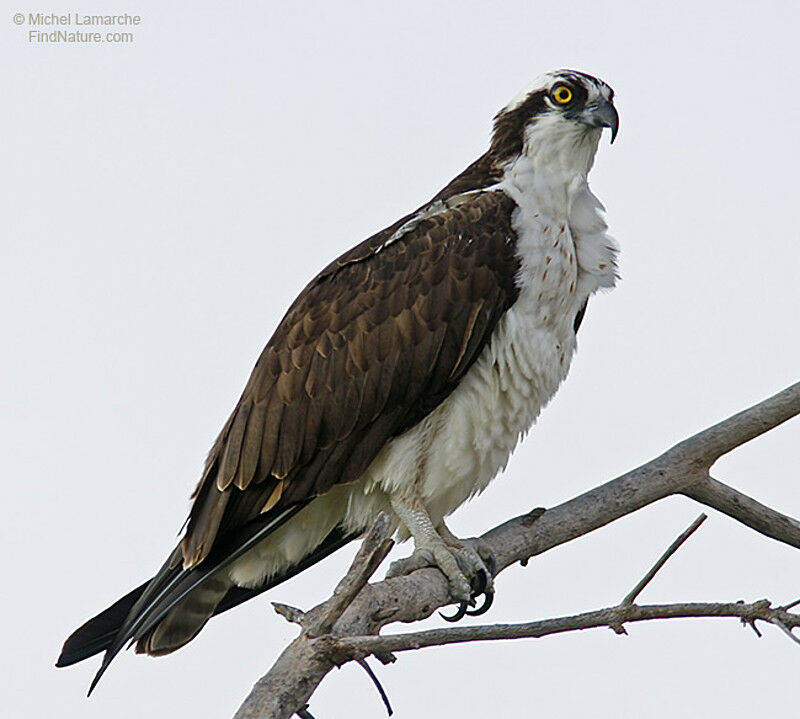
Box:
[582,99,619,144]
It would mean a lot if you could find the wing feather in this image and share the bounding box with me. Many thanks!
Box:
[217,401,250,491]
[182,189,520,567]
[255,390,283,478]
[235,398,266,490]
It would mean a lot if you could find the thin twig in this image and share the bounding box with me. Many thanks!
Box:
[273,603,306,626]
[622,514,707,605]
[335,600,800,657]
[742,612,763,638]
[307,513,394,638]
[770,615,800,646]
[355,658,393,716]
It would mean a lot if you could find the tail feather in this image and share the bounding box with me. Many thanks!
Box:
[85,503,306,695]
[56,506,357,694]
[136,573,231,656]
[56,581,149,668]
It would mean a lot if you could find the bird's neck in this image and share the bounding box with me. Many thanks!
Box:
[501,123,602,218]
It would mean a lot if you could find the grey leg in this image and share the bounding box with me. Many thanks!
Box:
[386,494,494,603]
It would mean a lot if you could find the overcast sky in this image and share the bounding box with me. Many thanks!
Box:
[3,2,799,717]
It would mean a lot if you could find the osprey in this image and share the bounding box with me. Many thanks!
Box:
[58,69,619,691]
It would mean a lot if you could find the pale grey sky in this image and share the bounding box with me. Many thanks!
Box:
[2,2,799,717]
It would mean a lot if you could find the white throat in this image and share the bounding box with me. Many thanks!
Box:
[503,119,603,218]
[499,121,618,301]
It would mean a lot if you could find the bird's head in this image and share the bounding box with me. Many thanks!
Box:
[490,70,618,175]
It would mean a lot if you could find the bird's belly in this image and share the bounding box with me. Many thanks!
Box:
[227,479,393,587]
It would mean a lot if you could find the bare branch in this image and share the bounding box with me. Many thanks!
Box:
[234,517,394,719]
[771,616,800,647]
[683,475,800,549]
[334,599,800,657]
[622,514,707,605]
[671,381,800,464]
[306,513,394,638]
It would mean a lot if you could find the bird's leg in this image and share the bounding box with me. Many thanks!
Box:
[385,495,494,605]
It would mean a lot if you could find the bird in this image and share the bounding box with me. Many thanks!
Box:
[57,69,619,692]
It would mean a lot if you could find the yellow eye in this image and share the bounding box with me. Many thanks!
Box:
[552,85,573,104]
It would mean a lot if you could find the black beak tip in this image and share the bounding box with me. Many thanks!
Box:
[598,100,619,145]
[606,105,619,144]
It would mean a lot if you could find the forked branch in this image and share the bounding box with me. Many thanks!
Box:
[333,515,799,660]
[234,382,800,719]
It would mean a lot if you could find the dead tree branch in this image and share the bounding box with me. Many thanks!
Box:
[332,599,800,658]
[233,381,800,719]
[682,474,800,545]
[335,514,799,658]
[621,513,707,606]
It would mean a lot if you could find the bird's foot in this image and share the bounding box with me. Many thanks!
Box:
[437,536,496,621]
[386,536,473,602]
[386,534,496,609]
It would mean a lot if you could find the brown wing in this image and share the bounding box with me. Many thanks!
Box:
[181,189,520,567]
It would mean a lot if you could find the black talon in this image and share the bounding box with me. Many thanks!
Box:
[465,590,494,616]
[469,569,488,596]
[438,551,497,622]
[439,601,469,622]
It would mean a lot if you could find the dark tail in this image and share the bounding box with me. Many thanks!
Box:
[56,582,150,668]
[57,505,357,694]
